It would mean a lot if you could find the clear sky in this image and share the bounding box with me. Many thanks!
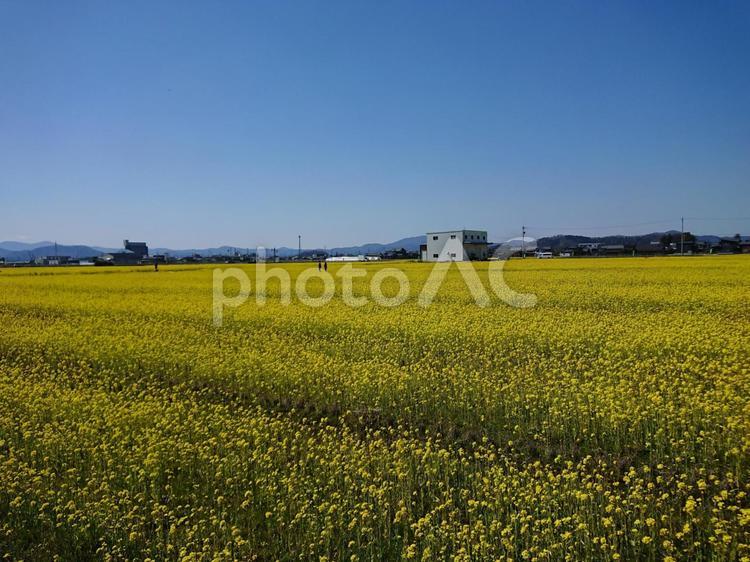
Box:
[1,0,748,249]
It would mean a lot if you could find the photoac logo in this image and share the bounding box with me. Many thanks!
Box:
[212,242,537,326]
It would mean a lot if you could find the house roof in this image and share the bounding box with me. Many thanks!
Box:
[635,241,665,251]
[427,229,487,235]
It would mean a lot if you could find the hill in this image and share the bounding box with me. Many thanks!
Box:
[534,231,738,250]
[3,232,745,261]
[0,244,104,261]
[151,236,427,258]
[0,241,54,252]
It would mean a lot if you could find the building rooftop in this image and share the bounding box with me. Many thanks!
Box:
[427,229,487,234]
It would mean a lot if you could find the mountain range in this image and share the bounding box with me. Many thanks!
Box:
[0,236,426,261]
[1,232,746,261]
[0,242,116,261]
[533,231,730,250]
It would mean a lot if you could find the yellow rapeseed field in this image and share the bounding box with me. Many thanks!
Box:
[0,256,748,560]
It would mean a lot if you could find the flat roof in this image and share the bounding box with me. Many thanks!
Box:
[426,229,487,235]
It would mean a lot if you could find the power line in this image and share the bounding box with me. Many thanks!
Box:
[524,220,676,231]
[683,216,750,222]
[681,216,684,256]
[523,216,748,233]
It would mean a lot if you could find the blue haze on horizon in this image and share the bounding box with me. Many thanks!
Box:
[1,0,748,249]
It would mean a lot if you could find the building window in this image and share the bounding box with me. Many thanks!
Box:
[432,253,439,258]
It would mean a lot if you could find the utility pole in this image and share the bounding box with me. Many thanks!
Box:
[521,226,526,258]
[680,217,684,256]
[298,235,301,260]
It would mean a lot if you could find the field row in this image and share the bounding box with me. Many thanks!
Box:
[0,257,748,559]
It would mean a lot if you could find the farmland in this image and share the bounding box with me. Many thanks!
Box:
[0,256,748,561]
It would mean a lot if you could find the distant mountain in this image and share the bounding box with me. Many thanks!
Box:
[2,232,745,262]
[326,235,425,256]
[535,231,746,250]
[0,240,53,251]
[150,236,427,258]
[0,244,104,261]
[150,245,262,258]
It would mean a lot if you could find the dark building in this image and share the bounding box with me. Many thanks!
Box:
[97,251,140,265]
[635,240,667,255]
[34,255,71,265]
[667,240,705,254]
[712,238,741,254]
[124,240,149,258]
[600,244,627,256]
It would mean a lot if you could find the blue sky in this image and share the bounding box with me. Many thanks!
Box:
[1,0,748,248]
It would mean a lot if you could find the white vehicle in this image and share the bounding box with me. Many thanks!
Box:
[535,251,553,259]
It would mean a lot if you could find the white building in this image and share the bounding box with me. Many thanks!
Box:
[422,230,488,262]
[326,255,381,262]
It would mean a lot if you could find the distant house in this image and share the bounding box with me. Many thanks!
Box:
[558,246,579,257]
[635,240,666,255]
[667,240,703,254]
[96,240,150,265]
[600,244,626,256]
[382,247,416,260]
[97,250,140,265]
[124,240,149,258]
[326,256,362,262]
[326,255,380,262]
[712,238,741,254]
[577,242,601,255]
[34,255,71,266]
[424,230,488,262]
